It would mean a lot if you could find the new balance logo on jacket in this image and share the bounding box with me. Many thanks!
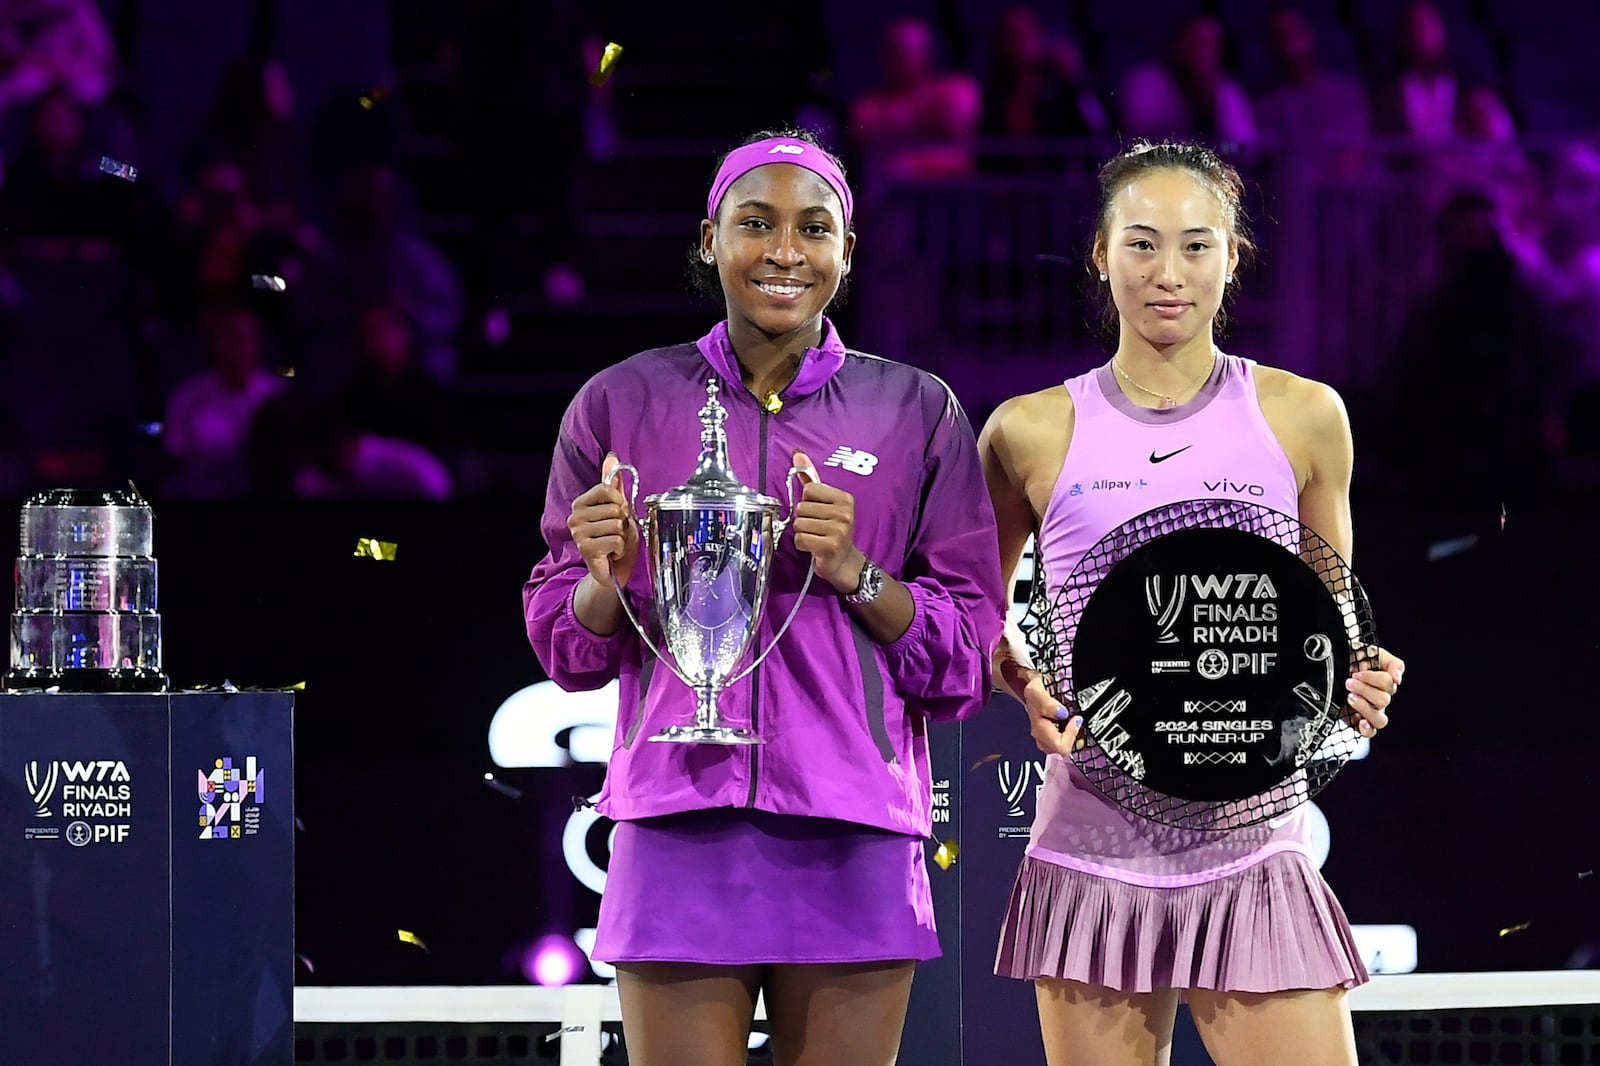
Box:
[824,447,878,476]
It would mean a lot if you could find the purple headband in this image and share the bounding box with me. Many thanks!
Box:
[706,137,854,226]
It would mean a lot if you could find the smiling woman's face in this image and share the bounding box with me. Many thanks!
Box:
[701,163,854,339]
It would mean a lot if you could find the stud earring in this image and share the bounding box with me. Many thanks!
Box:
[1226,273,1234,283]
[704,253,715,265]
[1098,271,1108,282]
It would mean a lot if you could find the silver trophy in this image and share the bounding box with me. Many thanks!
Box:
[604,379,813,744]
[7,487,166,691]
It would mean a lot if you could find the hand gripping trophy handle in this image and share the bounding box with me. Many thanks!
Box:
[604,384,819,745]
[599,461,669,669]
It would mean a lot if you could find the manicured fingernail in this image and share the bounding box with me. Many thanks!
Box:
[1347,693,1360,707]
[1345,677,1359,691]
[1070,715,1084,730]
[1054,706,1070,720]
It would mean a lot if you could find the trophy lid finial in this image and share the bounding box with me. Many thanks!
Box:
[699,378,728,436]
[683,377,753,494]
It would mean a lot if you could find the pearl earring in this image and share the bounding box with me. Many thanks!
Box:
[1226,273,1234,283]
[704,254,715,264]
[1098,271,1108,282]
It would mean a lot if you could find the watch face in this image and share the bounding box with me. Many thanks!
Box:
[863,563,884,598]
[847,562,883,603]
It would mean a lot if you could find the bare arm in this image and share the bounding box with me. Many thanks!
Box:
[978,398,1045,701]
[1293,379,1403,733]
[1295,380,1355,565]
[978,393,1083,756]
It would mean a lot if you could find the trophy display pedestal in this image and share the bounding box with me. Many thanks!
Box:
[0,690,295,1065]
[650,725,764,745]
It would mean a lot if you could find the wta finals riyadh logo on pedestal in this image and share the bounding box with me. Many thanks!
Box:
[198,756,265,840]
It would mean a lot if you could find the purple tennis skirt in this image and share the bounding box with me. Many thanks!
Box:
[592,807,941,966]
[995,849,1368,994]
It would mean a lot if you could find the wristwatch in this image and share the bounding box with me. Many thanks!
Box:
[842,559,886,606]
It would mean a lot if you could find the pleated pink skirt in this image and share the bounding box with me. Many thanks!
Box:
[994,849,1368,994]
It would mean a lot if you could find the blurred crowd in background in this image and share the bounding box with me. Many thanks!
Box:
[0,0,1596,501]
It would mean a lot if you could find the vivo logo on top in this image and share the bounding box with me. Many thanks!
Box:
[1204,478,1265,497]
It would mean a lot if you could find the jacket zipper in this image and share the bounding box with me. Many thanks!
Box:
[746,404,770,807]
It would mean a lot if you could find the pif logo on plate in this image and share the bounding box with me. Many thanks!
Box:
[198,757,265,840]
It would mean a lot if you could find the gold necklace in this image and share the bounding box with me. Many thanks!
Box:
[1112,350,1217,409]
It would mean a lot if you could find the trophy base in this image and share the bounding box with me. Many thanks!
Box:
[649,725,764,746]
[3,667,169,693]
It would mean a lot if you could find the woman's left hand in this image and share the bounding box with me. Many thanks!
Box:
[1346,647,1405,737]
[791,449,866,592]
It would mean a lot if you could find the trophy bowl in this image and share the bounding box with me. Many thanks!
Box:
[641,488,784,744]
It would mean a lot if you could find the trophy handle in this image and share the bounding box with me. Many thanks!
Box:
[598,460,693,686]
[728,461,817,683]
[773,463,810,535]
[605,555,689,684]
[601,460,642,521]
[727,559,815,685]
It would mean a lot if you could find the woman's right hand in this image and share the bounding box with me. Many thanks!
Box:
[568,452,640,591]
[1021,673,1083,758]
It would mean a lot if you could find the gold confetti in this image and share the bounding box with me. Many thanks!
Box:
[933,839,959,870]
[544,1026,586,1044]
[274,366,295,377]
[398,929,429,953]
[354,538,399,561]
[763,391,783,414]
[359,84,393,110]
[969,753,1003,771]
[1498,921,1531,937]
[289,680,306,690]
[589,41,623,86]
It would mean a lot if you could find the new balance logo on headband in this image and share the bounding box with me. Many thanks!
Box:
[768,144,805,155]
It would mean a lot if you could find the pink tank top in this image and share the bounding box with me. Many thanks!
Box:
[1028,354,1313,885]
